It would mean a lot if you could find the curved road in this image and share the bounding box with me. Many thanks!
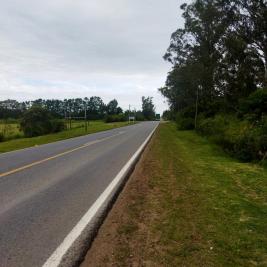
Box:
[0,121,158,267]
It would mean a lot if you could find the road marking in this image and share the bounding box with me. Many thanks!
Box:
[42,124,158,267]
[0,131,125,178]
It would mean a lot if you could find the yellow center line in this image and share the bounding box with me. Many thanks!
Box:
[0,131,125,178]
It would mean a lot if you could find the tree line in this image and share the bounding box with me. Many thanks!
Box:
[160,0,267,162]
[0,96,156,121]
[160,0,266,118]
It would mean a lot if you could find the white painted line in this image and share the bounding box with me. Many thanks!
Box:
[42,124,158,267]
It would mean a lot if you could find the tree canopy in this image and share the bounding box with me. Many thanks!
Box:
[142,96,156,120]
[160,0,267,115]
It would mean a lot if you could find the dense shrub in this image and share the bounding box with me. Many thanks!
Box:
[239,88,267,120]
[0,132,4,142]
[197,115,228,136]
[196,114,267,162]
[20,106,65,137]
[162,110,175,121]
[176,116,195,130]
[135,111,145,121]
[175,107,195,130]
[50,119,65,133]
[104,114,126,123]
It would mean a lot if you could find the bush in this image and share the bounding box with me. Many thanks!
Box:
[135,111,145,121]
[0,132,4,142]
[176,108,195,130]
[197,114,267,162]
[175,94,267,162]
[176,116,195,130]
[20,106,65,137]
[239,88,267,120]
[50,119,65,133]
[197,115,228,136]
[233,131,257,161]
[104,114,126,123]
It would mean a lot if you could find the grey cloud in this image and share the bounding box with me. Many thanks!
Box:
[0,0,187,113]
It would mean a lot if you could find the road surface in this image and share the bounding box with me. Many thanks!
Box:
[0,121,158,267]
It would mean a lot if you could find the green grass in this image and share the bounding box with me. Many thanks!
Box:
[109,122,267,266]
[0,120,23,139]
[150,123,267,266]
[0,121,133,153]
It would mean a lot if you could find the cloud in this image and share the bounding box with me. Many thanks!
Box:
[0,0,186,113]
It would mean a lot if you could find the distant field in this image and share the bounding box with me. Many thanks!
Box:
[0,119,98,140]
[0,120,23,140]
[0,120,134,153]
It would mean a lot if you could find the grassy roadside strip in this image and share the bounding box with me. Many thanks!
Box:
[81,122,267,267]
[0,121,133,153]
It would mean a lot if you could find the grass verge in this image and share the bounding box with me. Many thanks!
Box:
[81,122,267,267]
[0,121,133,153]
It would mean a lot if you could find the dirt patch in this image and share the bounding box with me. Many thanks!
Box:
[80,127,162,267]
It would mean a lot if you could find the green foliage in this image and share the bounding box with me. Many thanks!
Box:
[106,99,123,115]
[0,121,131,153]
[142,96,156,120]
[197,115,228,137]
[50,119,65,133]
[135,111,145,121]
[0,132,4,142]
[197,114,267,162]
[239,88,267,120]
[162,110,175,121]
[160,0,267,163]
[20,106,65,137]
[0,96,116,121]
[104,114,126,123]
[176,114,195,130]
[175,105,197,130]
[160,0,267,116]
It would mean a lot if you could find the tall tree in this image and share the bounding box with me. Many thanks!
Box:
[160,0,265,115]
[163,0,233,112]
[142,96,155,120]
[238,0,267,86]
[106,99,119,115]
[87,96,105,119]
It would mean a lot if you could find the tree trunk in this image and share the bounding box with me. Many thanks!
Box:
[264,62,267,88]
[194,87,199,129]
[264,50,267,88]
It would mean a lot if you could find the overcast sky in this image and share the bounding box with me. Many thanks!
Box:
[0,0,186,113]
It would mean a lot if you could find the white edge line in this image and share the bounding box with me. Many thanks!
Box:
[42,123,158,267]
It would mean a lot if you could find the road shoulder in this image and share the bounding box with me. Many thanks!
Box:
[80,123,267,267]
[80,122,160,267]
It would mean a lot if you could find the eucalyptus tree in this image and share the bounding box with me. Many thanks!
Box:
[141,96,155,120]
[237,0,267,86]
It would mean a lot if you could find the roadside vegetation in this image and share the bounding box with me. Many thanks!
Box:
[160,0,267,163]
[0,95,157,152]
[0,120,132,153]
[83,2,267,265]
[83,123,267,267]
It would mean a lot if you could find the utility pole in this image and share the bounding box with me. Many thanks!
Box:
[194,86,199,129]
[128,104,131,124]
[84,103,88,132]
[64,109,67,130]
[67,105,72,129]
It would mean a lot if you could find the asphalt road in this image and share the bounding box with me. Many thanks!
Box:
[0,121,158,267]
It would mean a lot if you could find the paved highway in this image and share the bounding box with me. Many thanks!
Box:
[0,121,158,267]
